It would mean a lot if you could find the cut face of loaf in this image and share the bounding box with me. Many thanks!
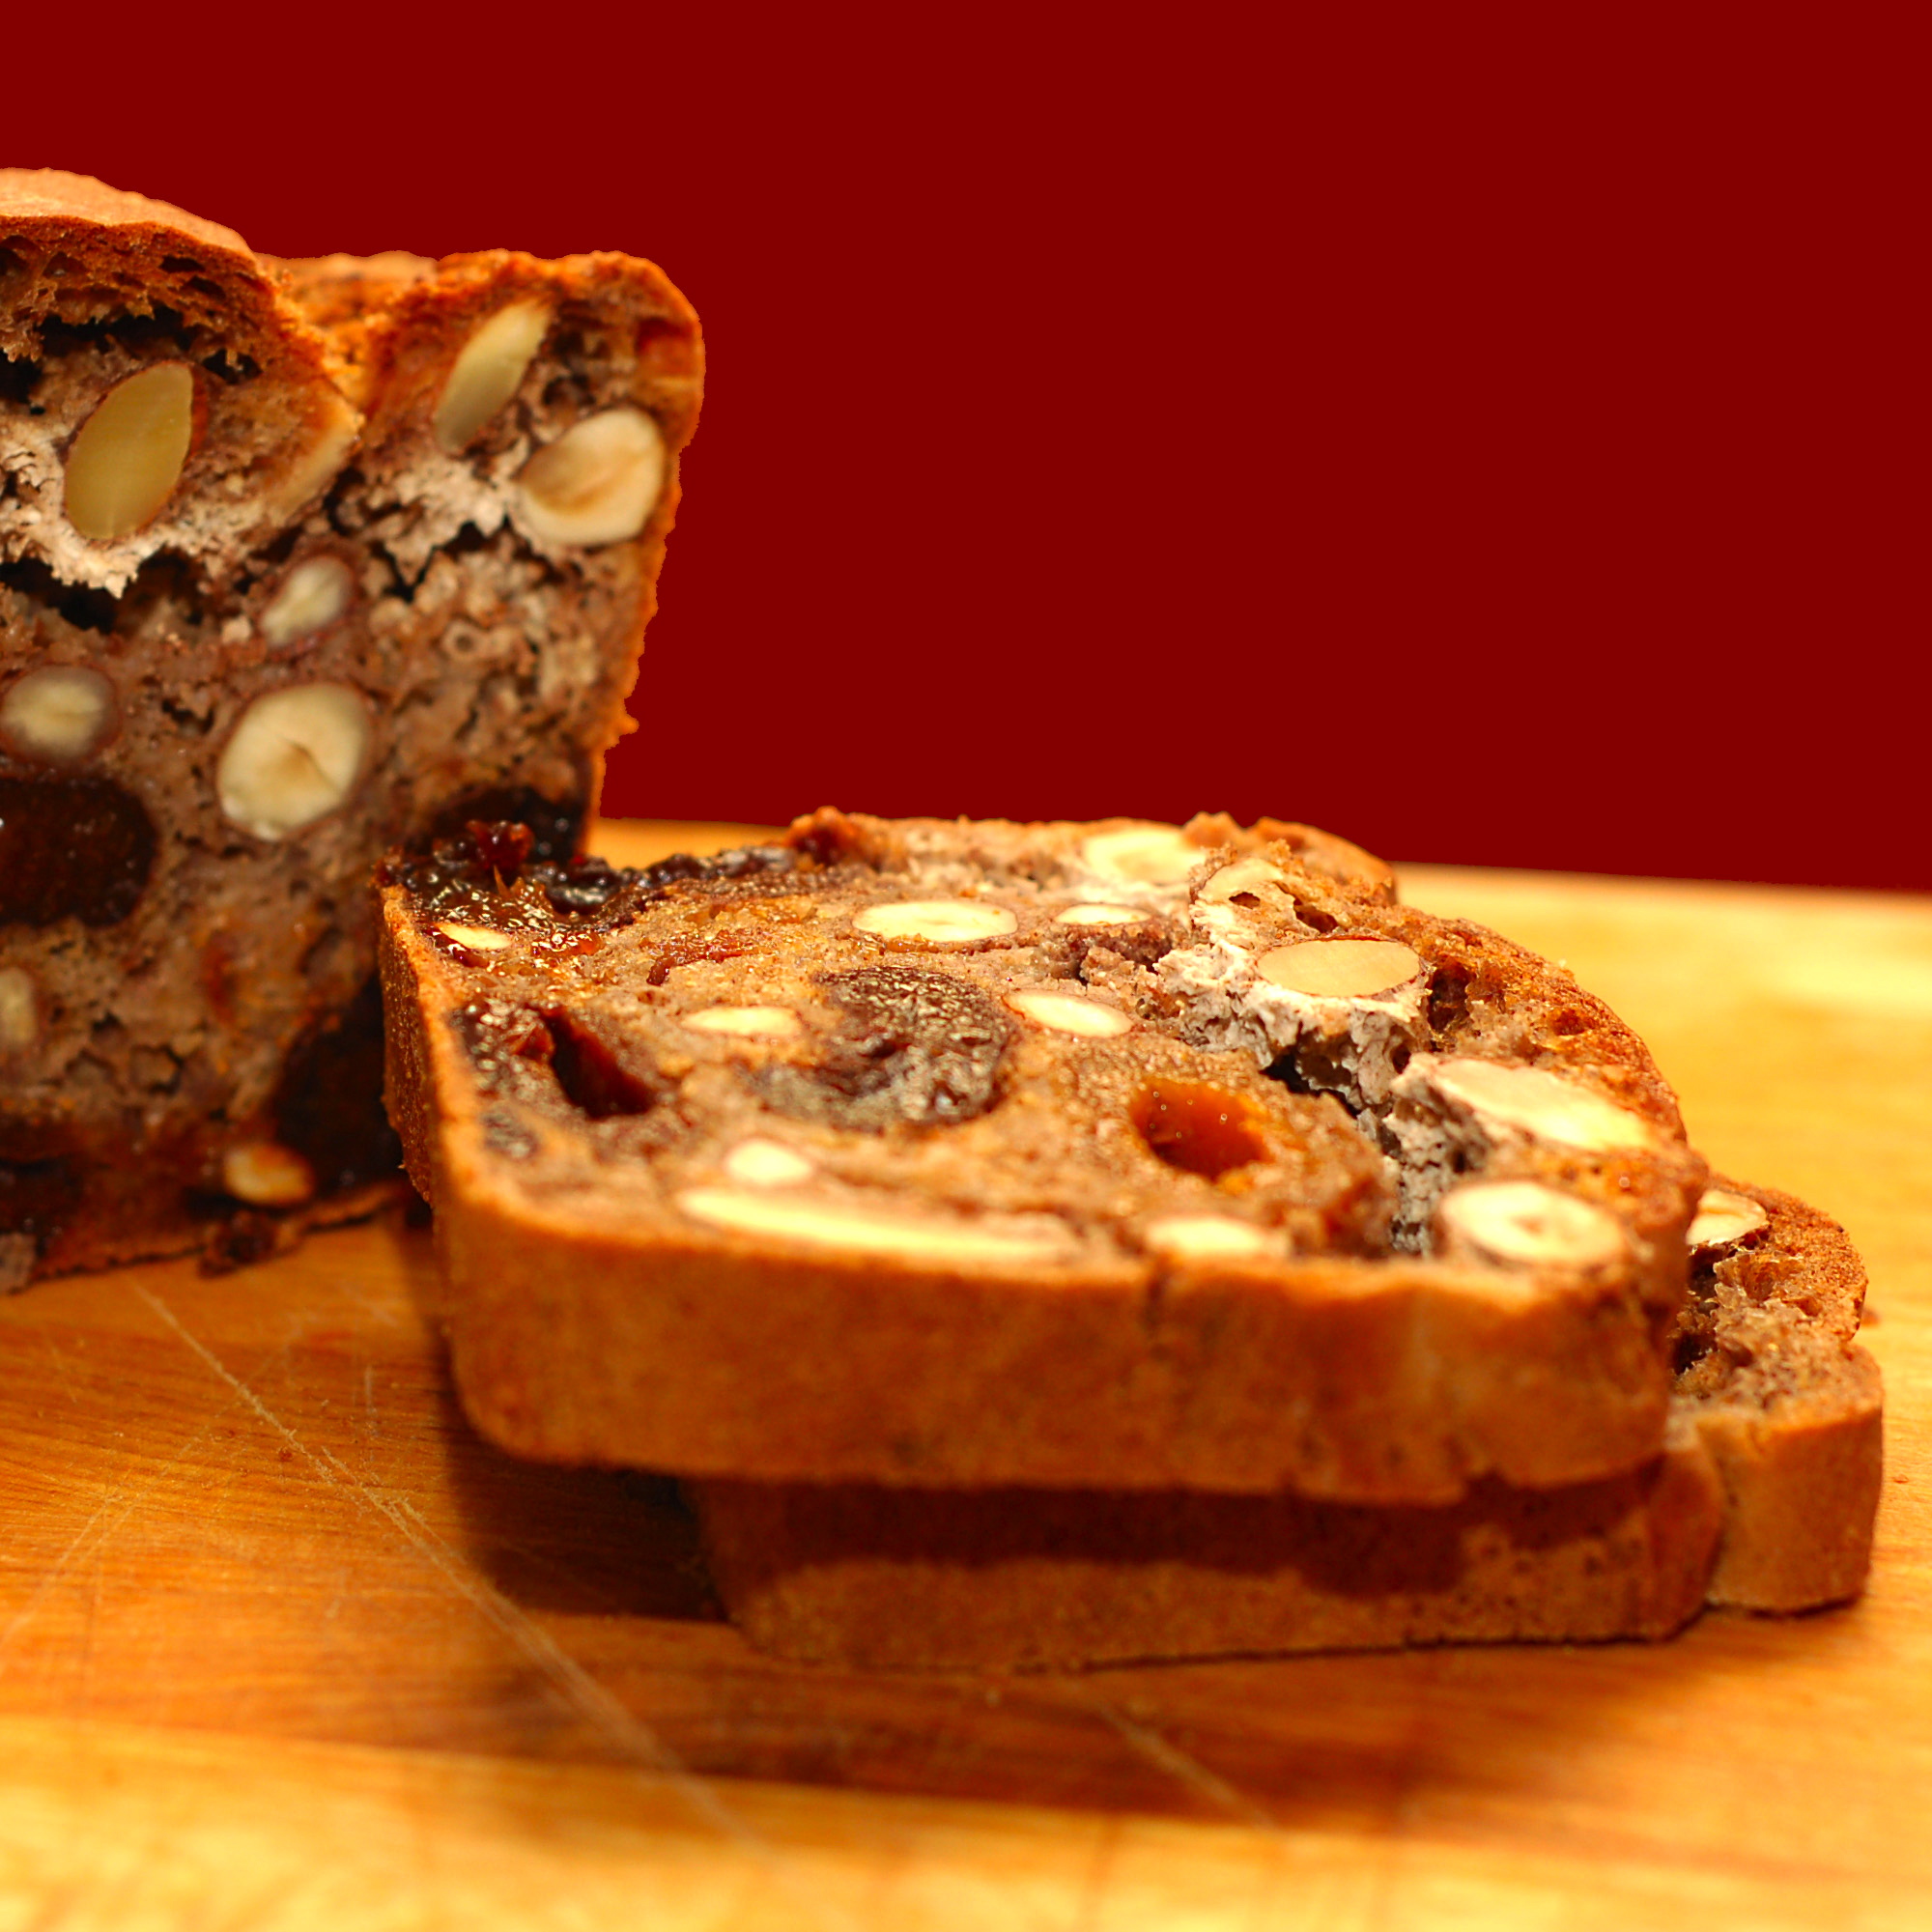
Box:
[379,808,1709,1502]
[0,171,700,1288]
[693,1179,1883,1668]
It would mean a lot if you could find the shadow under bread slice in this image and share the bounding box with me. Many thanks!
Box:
[691,1179,1882,1668]
[0,170,699,1286]
[378,808,1707,1502]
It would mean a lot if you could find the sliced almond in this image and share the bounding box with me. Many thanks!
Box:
[676,1187,1073,1266]
[1437,1180,1626,1270]
[1142,1213,1274,1261]
[853,900,1018,943]
[1429,1056,1662,1153]
[1196,856,1289,905]
[1257,938,1423,1000]
[1054,902,1145,927]
[1005,987,1133,1037]
[1688,1187,1770,1252]
[435,299,552,453]
[721,1139,817,1187]
[0,666,118,764]
[686,1005,802,1038]
[64,363,196,539]
[216,683,370,841]
[261,556,354,649]
[1078,825,1201,885]
[221,1140,317,1208]
[515,407,666,547]
[435,922,515,952]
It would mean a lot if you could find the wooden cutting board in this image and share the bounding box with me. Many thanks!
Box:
[1,824,1927,1930]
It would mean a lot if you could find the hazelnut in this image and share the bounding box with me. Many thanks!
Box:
[216,683,371,841]
[676,1187,1074,1265]
[64,362,196,540]
[1078,825,1202,886]
[1688,1187,1770,1253]
[221,1140,317,1208]
[514,407,666,548]
[434,299,552,454]
[1256,938,1424,1000]
[261,557,354,650]
[1053,903,1144,927]
[0,666,118,765]
[1436,1180,1626,1270]
[1142,1214,1274,1261]
[686,1005,802,1038]
[1005,987,1133,1037]
[721,1139,817,1187]
[0,966,38,1055]
[853,900,1018,944]
[1427,1056,1661,1153]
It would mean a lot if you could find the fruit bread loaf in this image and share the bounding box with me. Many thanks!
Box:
[377,808,1709,1502]
[0,170,699,1288]
[692,1179,1884,1667]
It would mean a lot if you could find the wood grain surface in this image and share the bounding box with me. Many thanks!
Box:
[1,824,1927,1930]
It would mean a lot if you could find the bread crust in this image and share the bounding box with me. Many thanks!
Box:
[691,1184,1880,1666]
[380,810,1705,1500]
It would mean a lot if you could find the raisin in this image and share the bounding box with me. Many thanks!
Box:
[540,853,626,914]
[0,775,156,927]
[271,979,403,1196]
[452,999,554,1088]
[465,818,534,879]
[426,786,583,864]
[759,966,1013,1130]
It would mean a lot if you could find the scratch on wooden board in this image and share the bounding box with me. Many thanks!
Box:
[1075,1690,1288,1836]
[133,1283,859,1932]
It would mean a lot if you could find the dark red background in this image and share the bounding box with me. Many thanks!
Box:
[11,10,1924,887]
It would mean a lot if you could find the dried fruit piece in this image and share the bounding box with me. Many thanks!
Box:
[0,775,156,927]
[1005,987,1133,1037]
[64,362,196,539]
[221,1140,317,1208]
[0,967,37,1054]
[852,900,1017,943]
[515,407,666,547]
[1689,1187,1770,1252]
[0,666,118,764]
[1079,825,1200,886]
[1132,1079,1268,1179]
[687,1005,802,1037]
[216,683,370,840]
[676,1186,1074,1265]
[722,1139,816,1186]
[1425,1056,1662,1153]
[1257,938,1424,1000]
[261,556,354,649]
[1142,1213,1273,1260]
[1436,1180,1626,1270]
[434,299,552,453]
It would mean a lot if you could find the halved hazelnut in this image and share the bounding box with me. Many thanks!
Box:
[0,666,118,765]
[1079,825,1201,886]
[1142,1214,1274,1261]
[221,1140,317,1208]
[721,1138,816,1187]
[434,299,553,454]
[1196,856,1289,905]
[1688,1187,1769,1253]
[515,407,666,548]
[262,392,358,521]
[1054,902,1144,927]
[64,362,196,539]
[1005,987,1133,1037]
[1257,938,1423,1000]
[676,1187,1074,1265]
[261,556,354,650]
[853,900,1018,943]
[435,922,515,952]
[1428,1057,1661,1153]
[685,1004,802,1038]
[0,966,38,1054]
[1436,1180,1626,1269]
[216,682,371,840]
